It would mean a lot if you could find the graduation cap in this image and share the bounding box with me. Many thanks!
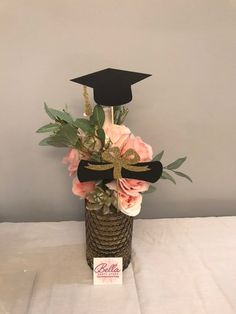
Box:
[70,68,151,106]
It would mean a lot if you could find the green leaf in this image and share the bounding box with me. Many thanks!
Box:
[39,124,78,148]
[56,124,78,146]
[166,157,187,170]
[90,105,105,128]
[142,185,156,194]
[153,150,164,161]
[161,171,176,184]
[44,103,74,124]
[113,106,122,124]
[119,108,129,125]
[36,123,60,133]
[44,102,55,120]
[39,136,70,147]
[47,137,71,147]
[53,110,73,124]
[74,118,94,134]
[39,137,52,146]
[113,106,128,125]
[97,128,105,145]
[173,171,192,183]
[38,123,78,147]
[75,138,82,150]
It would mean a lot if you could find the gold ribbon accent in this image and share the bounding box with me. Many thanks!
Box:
[85,147,150,179]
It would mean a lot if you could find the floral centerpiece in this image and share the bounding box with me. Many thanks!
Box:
[37,68,191,270]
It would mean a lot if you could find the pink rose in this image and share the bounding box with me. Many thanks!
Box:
[106,180,143,216]
[72,178,95,199]
[63,148,90,176]
[104,124,131,150]
[119,179,150,196]
[107,179,149,196]
[117,191,142,216]
[63,148,80,176]
[121,134,153,162]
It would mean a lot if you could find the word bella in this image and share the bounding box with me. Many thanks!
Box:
[94,263,121,274]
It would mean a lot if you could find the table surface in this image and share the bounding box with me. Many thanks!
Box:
[0,216,236,314]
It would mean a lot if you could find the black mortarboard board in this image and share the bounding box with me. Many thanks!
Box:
[70,68,151,106]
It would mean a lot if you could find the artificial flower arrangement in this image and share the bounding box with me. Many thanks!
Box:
[37,68,191,269]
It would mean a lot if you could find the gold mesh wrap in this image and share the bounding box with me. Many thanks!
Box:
[85,206,133,271]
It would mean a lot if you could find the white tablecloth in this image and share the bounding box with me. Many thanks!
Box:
[0,217,236,314]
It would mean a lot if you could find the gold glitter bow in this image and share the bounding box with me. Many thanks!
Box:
[85,147,150,179]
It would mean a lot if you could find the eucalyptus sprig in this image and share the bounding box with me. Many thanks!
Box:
[36,103,107,161]
[37,104,80,148]
[152,150,192,185]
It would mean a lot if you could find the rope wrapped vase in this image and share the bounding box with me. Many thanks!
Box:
[85,204,133,270]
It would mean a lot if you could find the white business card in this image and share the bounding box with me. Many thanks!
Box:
[93,257,123,285]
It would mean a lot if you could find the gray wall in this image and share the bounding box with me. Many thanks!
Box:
[1,0,236,222]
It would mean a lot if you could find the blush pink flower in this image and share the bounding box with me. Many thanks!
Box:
[107,179,149,196]
[121,134,153,162]
[119,179,150,196]
[106,180,143,216]
[63,148,90,176]
[118,192,142,217]
[63,148,80,176]
[72,178,95,199]
[117,191,142,216]
[104,124,131,150]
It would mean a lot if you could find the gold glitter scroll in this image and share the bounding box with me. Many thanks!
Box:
[85,147,150,179]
